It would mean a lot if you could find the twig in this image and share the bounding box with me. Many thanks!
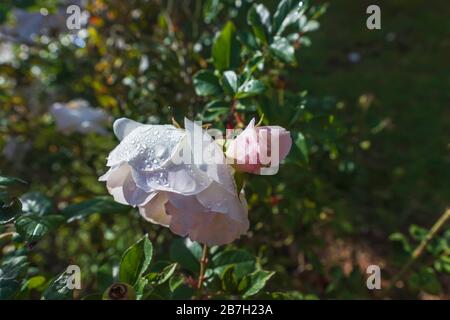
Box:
[197,244,208,290]
[389,207,450,289]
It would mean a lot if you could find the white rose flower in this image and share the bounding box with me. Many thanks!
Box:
[99,118,249,246]
[0,42,14,65]
[50,99,109,135]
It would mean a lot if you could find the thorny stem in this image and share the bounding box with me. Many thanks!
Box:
[197,244,209,290]
[389,207,450,290]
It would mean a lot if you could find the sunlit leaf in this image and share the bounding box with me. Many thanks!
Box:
[212,21,240,71]
[119,235,153,287]
[270,36,296,64]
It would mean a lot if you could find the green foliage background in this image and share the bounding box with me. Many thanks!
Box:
[0,0,449,299]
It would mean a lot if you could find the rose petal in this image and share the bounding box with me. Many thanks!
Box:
[107,124,185,169]
[113,118,143,140]
[99,164,132,205]
[138,192,171,226]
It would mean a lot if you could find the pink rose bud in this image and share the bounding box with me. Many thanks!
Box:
[226,118,292,175]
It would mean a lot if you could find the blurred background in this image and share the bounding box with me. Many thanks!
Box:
[0,0,449,299]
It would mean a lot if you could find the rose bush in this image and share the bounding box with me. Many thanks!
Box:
[1,0,448,301]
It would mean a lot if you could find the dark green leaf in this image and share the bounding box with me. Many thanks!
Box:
[15,214,64,242]
[273,0,306,35]
[0,176,26,187]
[0,197,22,224]
[247,4,271,44]
[20,192,53,216]
[119,235,153,287]
[169,274,185,292]
[212,249,256,279]
[204,99,230,111]
[236,78,265,99]
[0,255,29,299]
[408,267,442,295]
[221,265,238,293]
[295,132,309,163]
[222,70,238,94]
[236,30,258,50]
[62,196,129,222]
[239,270,275,298]
[145,263,177,285]
[203,0,223,23]
[270,36,296,64]
[273,0,295,34]
[43,271,73,300]
[202,99,230,121]
[169,238,202,273]
[193,70,222,97]
[244,53,264,75]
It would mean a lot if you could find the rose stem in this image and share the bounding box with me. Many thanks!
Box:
[389,207,450,290]
[197,244,209,290]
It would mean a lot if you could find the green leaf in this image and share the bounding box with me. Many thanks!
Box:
[0,5,11,25]
[212,249,256,279]
[212,21,240,71]
[236,78,265,99]
[0,176,26,187]
[389,232,412,253]
[169,238,202,273]
[244,52,264,75]
[193,70,222,97]
[221,265,238,293]
[239,270,275,298]
[295,132,309,163]
[0,197,22,225]
[0,255,29,299]
[236,30,258,50]
[408,267,442,295]
[97,263,116,291]
[145,263,177,286]
[171,283,195,299]
[273,0,305,35]
[135,277,149,300]
[435,256,450,274]
[43,271,73,300]
[0,278,20,299]
[300,19,320,33]
[27,276,46,289]
[204,99,229,111]
[15,214,64,242]
[62,196,129,222]
[222,70,238,94]
[273,0,292,33]
[409,224,427,242]
[247,4,271,44]
[270,36,296,64]
[203,0,223,23]
[20,192,53,216]
[119,235,153,287]
[169,274,185,292]
[202,100,230,121]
